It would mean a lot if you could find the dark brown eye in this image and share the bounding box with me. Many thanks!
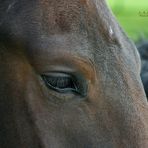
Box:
[41,72,87,96]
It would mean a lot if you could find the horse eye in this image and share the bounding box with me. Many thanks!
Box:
[41,72,83,95]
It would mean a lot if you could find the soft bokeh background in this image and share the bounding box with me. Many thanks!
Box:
[107,0,148,42]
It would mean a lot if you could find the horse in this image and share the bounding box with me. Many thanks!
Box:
[0,0,148,147]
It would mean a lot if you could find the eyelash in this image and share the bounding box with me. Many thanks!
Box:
[42,75,77,91]
[41,73,82,95]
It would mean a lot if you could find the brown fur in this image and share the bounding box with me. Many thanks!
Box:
[0,0,148,147]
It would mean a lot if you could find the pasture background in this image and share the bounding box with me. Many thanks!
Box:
[107,0,148,42]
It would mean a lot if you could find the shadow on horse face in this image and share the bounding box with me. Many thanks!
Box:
[0,0,148,147]
[137,40,148,98]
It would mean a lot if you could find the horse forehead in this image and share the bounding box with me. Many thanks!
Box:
[28,0,112,36]
[1,0,117,46]
[35,0,92,34]
[39,0,90,10]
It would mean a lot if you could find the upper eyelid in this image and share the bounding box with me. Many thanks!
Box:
[42,72,74,77]
[42,73,76,87]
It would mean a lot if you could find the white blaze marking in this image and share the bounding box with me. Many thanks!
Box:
[109,26,113,36]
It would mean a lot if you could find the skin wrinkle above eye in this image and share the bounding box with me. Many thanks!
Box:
[27,48,96,85]
[26,33,94,66]
[53,57,94,84]
[41,56,95,96]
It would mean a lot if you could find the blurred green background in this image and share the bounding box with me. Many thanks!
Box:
[107,0,148,41]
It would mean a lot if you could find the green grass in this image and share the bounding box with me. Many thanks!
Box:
[107,0,148,41]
